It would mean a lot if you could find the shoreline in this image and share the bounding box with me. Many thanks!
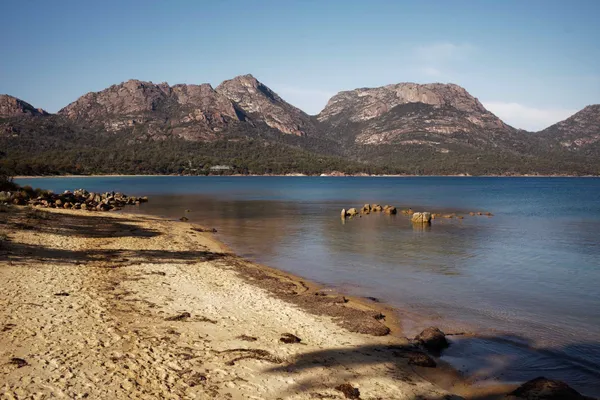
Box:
[0,206,518,399]
[12,174,600,179]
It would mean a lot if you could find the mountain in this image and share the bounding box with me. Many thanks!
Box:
[0,95,48,118]
[57,80,247,141]
[216,74,316,136]
[536,105,600,149]
[317,83,522,153]
[1,76,598,176]
[55,75,318,140]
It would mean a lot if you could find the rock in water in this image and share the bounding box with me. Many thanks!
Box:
[415,327,449,354]
[341,208,346,218]
[347,208,358,216]
[383,205,397,215]
[411,212,432,224]
[507,377,591,399]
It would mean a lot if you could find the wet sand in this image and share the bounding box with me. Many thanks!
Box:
[0,207,514,399]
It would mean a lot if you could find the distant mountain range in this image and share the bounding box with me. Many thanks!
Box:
[1,74,598,176]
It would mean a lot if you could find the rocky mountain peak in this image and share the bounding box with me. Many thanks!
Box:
[317,81,516,148]
[318,82,488,124]
[0,95,48,118]
[56,80,245,140]
[216,74,315,136]
[58,79,175,120]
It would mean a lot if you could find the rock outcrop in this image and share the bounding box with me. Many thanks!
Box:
[2,188,147,212]
[216,74,316,136]
[0,95,48,118]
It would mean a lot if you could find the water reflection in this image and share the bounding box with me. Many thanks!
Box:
[411,222,432,232]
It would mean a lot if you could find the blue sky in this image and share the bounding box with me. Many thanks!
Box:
[1,0,598,130]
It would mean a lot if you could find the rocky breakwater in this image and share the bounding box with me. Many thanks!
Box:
[1,187,148,212]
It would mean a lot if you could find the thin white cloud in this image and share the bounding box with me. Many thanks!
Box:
[483,101,578,131]
[421,66,442,77]
[270,84,335,115]
[415,42,474,63]
[414,42,474,79]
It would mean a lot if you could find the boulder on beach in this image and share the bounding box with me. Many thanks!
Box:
[415,327,449,354]
[371,204,383,212]
[347,208,358,216]
[411,212,432,224]
[506,377,591,400]
[361,204,370,214]
[341,208,346,218]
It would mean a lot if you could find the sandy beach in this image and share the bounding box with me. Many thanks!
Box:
[0,206,481,400]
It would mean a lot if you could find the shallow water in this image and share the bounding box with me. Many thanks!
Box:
[16,176,600,396]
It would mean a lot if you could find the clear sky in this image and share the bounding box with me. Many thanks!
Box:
[1,0,598,131]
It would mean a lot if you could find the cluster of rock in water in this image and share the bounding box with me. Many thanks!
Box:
[341,204,398,218]
[341,203,493,224]
[0,188,148,212]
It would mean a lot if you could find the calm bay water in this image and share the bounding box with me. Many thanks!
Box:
[16,176,600,396]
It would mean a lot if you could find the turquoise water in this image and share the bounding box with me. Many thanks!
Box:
[16,176,600,396]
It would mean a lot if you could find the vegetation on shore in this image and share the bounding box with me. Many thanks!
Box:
[2,119,598,177]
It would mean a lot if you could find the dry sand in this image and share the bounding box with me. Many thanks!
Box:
[0,207,477,399]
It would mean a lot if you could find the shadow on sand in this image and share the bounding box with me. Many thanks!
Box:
[1,207,598,399]
[0,207,226,265]
[266,336,600,399]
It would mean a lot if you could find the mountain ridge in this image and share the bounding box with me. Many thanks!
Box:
[1,75,598,176]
